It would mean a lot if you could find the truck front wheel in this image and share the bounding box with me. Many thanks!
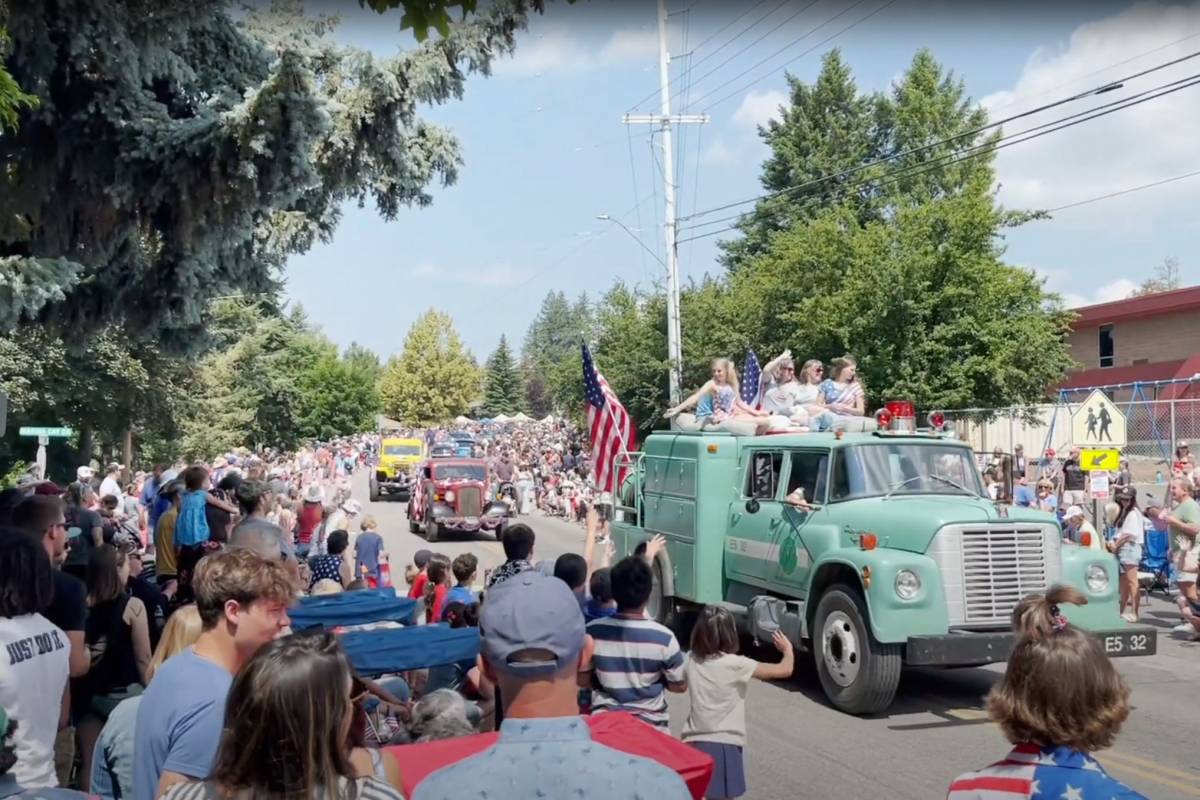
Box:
[369,479,380,503]
[812,584,901,715]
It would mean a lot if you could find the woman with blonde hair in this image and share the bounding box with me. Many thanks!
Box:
[665,358,767,432]
[91,606,203,798]
[947,586,1144,798]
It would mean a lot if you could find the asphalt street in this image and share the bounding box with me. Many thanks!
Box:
[358,472,1200,799]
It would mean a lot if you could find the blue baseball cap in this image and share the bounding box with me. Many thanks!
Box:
[481,571,585,678]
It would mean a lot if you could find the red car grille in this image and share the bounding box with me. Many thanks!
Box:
[455,486,483,516]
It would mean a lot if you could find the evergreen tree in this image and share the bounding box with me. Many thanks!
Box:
[0,0,542,346]
[482,335,523,416]
[377,309,479,425]
[722,50,885,268]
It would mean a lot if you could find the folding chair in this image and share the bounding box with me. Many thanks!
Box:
[1138,528,1172,597]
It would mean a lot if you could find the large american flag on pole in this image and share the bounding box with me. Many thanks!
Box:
[582,343,634,495]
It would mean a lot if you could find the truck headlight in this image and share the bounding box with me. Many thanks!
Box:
[894,570,921,600]
[1086,563,1109,593]
[444,489,456,502]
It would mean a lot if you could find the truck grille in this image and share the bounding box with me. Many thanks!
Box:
[928,524,1061,628]
[455,486,482,517]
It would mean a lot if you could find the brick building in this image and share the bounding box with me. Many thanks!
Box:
[1060,285,1200,400]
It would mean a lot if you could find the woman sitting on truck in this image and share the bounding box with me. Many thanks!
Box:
[665,358,768,433]
[819,356,866,417]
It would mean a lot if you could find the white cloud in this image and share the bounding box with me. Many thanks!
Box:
[475,264,533,286]
[599,29,657,63]
[733,90,788,130]
[495,26,656,76]
[985,2,1200,229]
[409,263,436,277]
[1037,265,1136,308]
[700,138,740,167]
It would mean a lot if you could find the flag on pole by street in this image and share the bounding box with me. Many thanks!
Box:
[742,349,762,407]
[582,344,634,495]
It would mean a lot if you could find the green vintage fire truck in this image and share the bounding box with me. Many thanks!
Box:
[610,418,1156,715]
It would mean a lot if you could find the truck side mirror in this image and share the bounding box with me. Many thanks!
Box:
[745,498,760,514]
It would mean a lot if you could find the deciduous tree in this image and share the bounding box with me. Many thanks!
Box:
[377,309,478,425]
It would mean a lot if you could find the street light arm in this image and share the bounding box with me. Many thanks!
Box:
[595,214,666,267]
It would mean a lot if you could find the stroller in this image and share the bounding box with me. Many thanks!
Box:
[1138,528,1172,597]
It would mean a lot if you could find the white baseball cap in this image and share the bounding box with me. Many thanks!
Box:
[76,466,94,480]
[1065,505,1085,519]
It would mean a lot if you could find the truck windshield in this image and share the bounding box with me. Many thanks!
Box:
[384,443,421,456]
[436,464,487,482]
[830,443,983,501]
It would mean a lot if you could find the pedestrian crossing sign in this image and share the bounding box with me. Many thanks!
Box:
[1070,390,1126,449]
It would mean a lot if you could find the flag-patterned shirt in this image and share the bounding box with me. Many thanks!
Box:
[947,743,1147,799]
[586,615,686,728]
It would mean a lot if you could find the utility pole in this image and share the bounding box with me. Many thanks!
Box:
[623,0,708,407]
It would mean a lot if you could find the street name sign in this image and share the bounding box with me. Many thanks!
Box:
[1070,390,1126,449]
[18,426,73,438]
[1080,448,1120,472]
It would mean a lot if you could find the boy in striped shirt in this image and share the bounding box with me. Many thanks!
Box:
[583,555,687,728]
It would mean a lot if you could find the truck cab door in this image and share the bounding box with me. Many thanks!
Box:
[725,449,784,589]
[767,449,831,594]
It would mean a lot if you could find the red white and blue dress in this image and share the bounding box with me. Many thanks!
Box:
[948,743,1147,799]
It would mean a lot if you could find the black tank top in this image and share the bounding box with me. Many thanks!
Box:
[85,594,141,696]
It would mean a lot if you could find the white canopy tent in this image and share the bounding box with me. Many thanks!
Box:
[539,414,556,425]
[511,412,533,423]
[493,414,512,423]
[454,415,474,425]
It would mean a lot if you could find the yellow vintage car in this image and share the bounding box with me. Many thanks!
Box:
[370,437,424,502]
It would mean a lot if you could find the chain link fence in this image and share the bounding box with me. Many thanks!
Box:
[944,396,1198,507]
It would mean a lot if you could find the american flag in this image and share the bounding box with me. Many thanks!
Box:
[947,743,1145,799]
[581,344,634,495]
[742,349,762,407]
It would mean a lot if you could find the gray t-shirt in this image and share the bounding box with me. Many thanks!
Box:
[761,379,805,416]
[230,516,294,561]
[681,652,758,747]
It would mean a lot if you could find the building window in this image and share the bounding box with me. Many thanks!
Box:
[1098,324,1114,368]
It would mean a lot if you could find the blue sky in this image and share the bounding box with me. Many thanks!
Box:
[286,0,1200,361]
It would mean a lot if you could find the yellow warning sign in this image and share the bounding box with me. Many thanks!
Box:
[1081,448,1120,472]
[1071,389,1127,448]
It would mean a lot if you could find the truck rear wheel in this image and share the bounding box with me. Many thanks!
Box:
[812,584,901,715]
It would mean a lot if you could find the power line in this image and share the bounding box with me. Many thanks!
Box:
[628,0,787,110]
[698,0,899,112]
[676,72,1200,244]
[688,0,772,56]
[987,30,1200,118]
[668,0,825,108]
[1045,168,1200,213]
[681,71,1200,236]
[681,49,1200,224]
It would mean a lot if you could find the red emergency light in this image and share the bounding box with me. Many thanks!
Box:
[875,400,916,432]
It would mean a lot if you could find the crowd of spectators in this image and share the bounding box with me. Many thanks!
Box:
[0,417,1158,800]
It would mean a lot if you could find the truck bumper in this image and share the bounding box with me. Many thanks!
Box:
[439,517,504,532]
[905,624,1157,666]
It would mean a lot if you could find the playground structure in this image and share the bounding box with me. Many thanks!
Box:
[943,378,1199,502]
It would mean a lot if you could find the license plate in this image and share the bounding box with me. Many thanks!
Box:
[1099,629,1156,657]
[465,516,478,525]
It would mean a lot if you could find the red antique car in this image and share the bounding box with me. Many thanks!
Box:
[406,458,508,542]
